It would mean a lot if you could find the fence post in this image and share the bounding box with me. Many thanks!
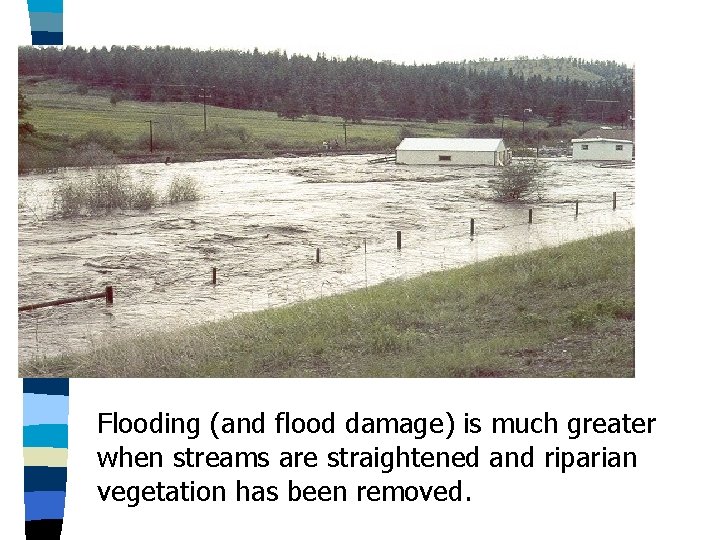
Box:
[396,231,402,250]
[470,218,475,237]
[528,208,533,224]
[105,285,114,304]
[212,267,217,285]
[316,248,321,263]
[613,192,617,210]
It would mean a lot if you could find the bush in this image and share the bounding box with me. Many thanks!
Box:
[398,126,421,140]
[51,167,159,216]
[168,176,200,204]
[489,159,549,202]
[200,125,250,150]
[154,117,195,151]
[66,142,119,168]
[130,181,158,210]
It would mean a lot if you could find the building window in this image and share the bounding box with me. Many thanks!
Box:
[581,144,589,150]
[616,144,623,150]
[438,155,451,161]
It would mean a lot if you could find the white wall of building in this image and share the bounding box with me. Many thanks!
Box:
[572,140,633,161]
[396,150,501,165]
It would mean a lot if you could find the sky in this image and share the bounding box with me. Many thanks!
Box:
[17,0,638,65]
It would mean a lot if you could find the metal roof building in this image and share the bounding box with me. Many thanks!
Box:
[396,138,510,166]
[571,137,633,161]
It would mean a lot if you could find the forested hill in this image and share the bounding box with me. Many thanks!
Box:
[18,47,633,125]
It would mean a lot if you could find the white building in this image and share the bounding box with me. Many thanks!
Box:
[571,137,634,161]
[396,138,511,166]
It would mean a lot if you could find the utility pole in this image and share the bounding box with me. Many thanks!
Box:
[499,112,509,138]
[522,108,533,134]
[146,120,153,153]
[199,87,213,133]
[335,122,348,147]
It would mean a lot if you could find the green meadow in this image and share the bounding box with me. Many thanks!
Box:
[20,77,597,171]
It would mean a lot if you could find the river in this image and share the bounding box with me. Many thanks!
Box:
[18,155,634,362]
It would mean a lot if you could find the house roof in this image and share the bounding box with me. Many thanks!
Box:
[581,128,634,141]
[571,138,633,144]
[397,138,504,152]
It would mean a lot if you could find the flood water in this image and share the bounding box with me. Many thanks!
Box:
[18,155,634,362]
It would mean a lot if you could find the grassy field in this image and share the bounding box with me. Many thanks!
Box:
[20,229,634,378]
[20,77,599,172]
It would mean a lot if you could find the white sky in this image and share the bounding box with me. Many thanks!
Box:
[17,0,638,65]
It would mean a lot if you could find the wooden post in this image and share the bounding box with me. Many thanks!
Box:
[105,285,114,304]
[364,239,368,289]
[470,218,475,237]
[396,231,402,250]
[613,191,617,210]
[316,247,321,263]
[212,267,217,285]
[529,208,533,224]
[575,200,579,217]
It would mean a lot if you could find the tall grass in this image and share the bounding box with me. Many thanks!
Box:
[51,167,202,216]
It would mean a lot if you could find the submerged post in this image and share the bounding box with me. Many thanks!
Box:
[529,208,533,224]
[212,267,217,285]
[470,218,475,237]
[105,285,114,304]
[396,231,402,250]
[613,192,617,210]
[575,200,579,217]
[316,247,321,263]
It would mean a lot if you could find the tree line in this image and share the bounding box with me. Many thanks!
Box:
[19,46,633,125]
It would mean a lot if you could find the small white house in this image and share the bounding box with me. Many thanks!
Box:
[571,138,633,161]
[396,138,511,166]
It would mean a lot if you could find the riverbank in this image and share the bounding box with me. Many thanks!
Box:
[20,229,634,378]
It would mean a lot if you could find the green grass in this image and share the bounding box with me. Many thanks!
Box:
[20,229,634,378]
[20,77,598,169]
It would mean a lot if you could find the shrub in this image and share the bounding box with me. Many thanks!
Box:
[130,181,158,210]
[72,130,123,152]
[51,167,159,216]
[200,125,250,150]
[154,117,195,151]
[65,142,119,168]
[168,175,200,204]
[489,159,549,202]
[398,126,420,140]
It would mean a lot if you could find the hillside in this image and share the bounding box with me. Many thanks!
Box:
[19,47,634,125]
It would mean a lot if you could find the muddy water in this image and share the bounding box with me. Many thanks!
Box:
[18,155,634,362]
